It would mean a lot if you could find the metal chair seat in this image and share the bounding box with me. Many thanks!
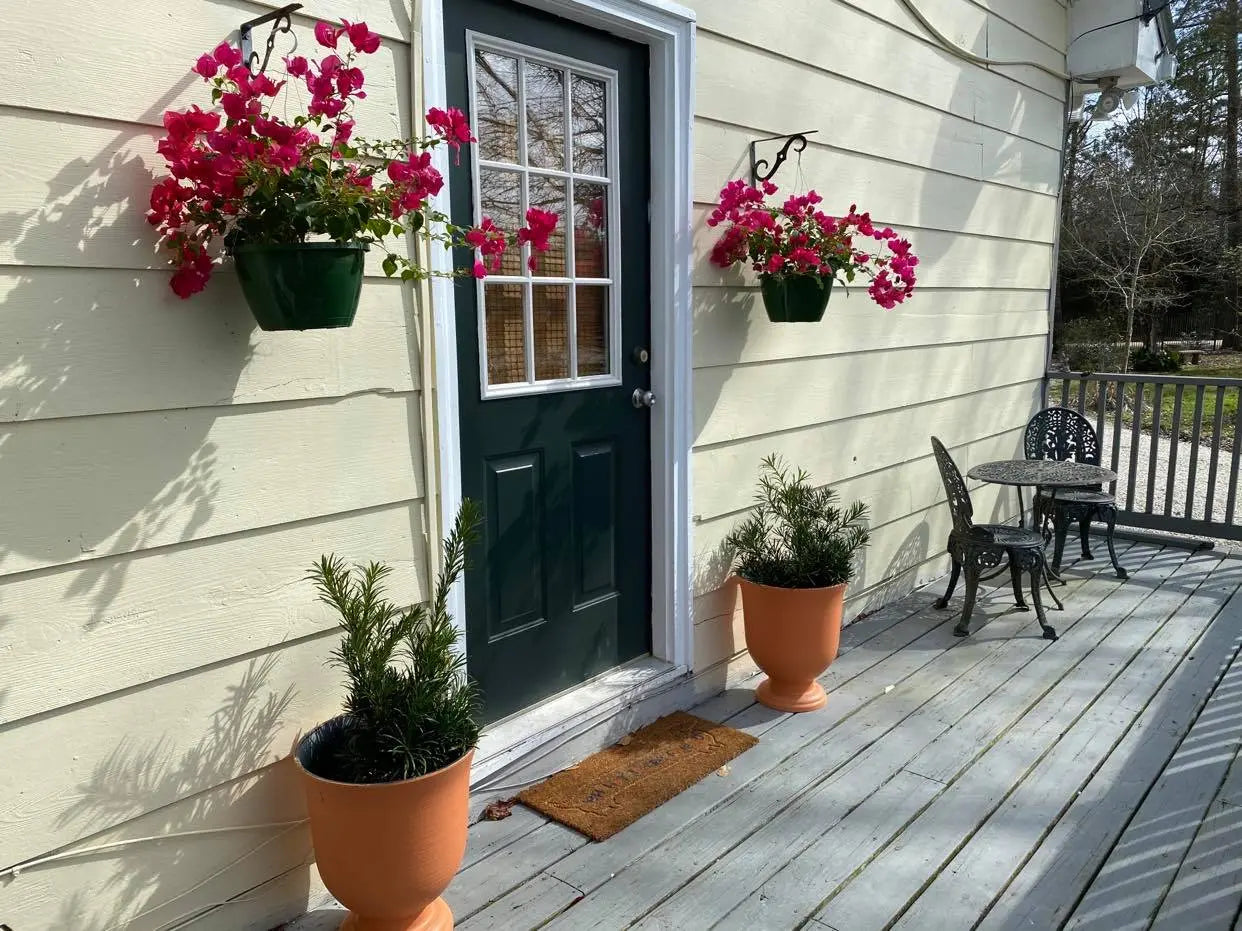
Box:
[1038,487,1116,506]
[968,525,1048,549]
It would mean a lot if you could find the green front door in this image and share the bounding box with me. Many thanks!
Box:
[445,0,653,723]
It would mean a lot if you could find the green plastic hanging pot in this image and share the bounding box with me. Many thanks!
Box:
[233,241,368,331]
[759,273,834,323]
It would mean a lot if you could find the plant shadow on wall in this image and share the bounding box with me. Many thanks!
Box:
[0,97,254,624]
[32,658,303,930]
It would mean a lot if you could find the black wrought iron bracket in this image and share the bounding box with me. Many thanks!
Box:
[749,130,817,186]
[239,3,303,76]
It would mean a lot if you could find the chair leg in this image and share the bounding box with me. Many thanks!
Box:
[1009,556,1029,610]
[1030,563,1057,641]
[1103,508,1128,579]
[955,562,980,637]
[1079,515,1094,559]
[936,556,961,610]
[1052,508,1071,575]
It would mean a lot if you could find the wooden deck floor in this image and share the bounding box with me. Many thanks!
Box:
[291,541,1242,931]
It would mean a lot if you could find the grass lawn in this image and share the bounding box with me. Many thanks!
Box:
[1048,355,1242,451]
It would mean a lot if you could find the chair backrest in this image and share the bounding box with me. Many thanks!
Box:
[931,436,974,536]
[1024,407,1101,465]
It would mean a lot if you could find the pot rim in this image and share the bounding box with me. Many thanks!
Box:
[232,240,370,255]
[758,271,836,283]
[735,575,848,595]
[293,715,475,790]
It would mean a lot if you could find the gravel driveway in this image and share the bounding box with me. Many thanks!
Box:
[1105,427,1238,523]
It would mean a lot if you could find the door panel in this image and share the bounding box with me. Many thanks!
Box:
[445,0,652,723]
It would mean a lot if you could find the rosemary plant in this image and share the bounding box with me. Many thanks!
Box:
[726,454,870,589]
[306,500,483,783]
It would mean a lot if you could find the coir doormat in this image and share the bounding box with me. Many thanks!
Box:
[519,711,758,841]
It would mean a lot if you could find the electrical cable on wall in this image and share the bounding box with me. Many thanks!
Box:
[896,0,1071,81]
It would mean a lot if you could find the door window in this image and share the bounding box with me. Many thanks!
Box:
[468,36,621,396]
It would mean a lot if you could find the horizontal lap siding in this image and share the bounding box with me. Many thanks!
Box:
[1,4,422,928]
[687,0,1065,674]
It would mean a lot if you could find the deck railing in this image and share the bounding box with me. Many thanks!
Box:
[1046,371,1242,542]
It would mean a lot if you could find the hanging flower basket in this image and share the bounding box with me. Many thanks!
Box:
[233,242,367,331]
[147,23,558,331]
[759,273,834,323]
[707,179,919,323]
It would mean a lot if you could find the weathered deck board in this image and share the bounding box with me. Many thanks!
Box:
[453,562,1034,923]
[292,543,1242,931]
[1149,697,1242,931]
[636,546,1162,929]
[534,556,1125,928]
[708,545,1177,930]
[819,549,1228,930]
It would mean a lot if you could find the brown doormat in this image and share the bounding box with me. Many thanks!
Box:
[519,711,758,841]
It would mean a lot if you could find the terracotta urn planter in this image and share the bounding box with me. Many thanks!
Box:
[738,578,846,712]
[295,717,473,931]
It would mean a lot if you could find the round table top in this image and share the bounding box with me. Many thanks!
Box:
[966,458,1117,487]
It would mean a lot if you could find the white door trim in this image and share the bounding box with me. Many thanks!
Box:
[419,0,696,682]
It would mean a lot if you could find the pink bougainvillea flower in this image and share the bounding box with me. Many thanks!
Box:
[705,178,917,309]
[342,20,382,54]
[212,42,243,68]
[152,28,555,298]
[193,54,218,78]
[314,21,342,48]
[427,106,476,163]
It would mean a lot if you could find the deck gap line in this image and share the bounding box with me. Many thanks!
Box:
[457,548,1141,921]
[783,548,1179,928]
[618,611,1069,927]
[1061,584,1242,927]
[625,551,1156,928]
[891,551,1229,931]
[971,558,1242,929]
[801,547,1198,928]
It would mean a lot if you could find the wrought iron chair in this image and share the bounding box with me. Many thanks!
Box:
[931,437,1059,641]
[1023,407,1127,580]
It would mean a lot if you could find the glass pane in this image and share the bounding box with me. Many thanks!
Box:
[525,62,566,169]
[573,182,608,278]
[575,285,609,377]
[528,175,568,277]
[478,168,524,276]
[474,50,518,164]
[484,283,527,385]
[532,285,570,381]
[571,75,607,177]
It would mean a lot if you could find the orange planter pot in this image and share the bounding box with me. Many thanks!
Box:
[296,721,473,931]
[738,578,846,712]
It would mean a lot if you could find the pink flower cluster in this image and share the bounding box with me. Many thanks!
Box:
[706,179,917,309]
[148,21,559,300]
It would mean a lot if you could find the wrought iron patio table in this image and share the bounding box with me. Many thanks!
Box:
[967,459,1118,531]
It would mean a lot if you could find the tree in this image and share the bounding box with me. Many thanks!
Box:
[1060,93,1211,370]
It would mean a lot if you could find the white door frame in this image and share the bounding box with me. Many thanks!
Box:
[419,0,696,681]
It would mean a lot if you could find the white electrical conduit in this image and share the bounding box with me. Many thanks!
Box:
[0,820,308,880]
[896,0,1072,82]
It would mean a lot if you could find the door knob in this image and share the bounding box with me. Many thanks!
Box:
[631,388,656,409]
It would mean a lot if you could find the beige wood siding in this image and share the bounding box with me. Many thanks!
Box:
[687,0,1066,681]
[0,2,422,927]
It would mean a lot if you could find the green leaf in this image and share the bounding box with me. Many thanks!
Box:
[382,255,398,277]
[368,217,393,238]
[408,212,424,233]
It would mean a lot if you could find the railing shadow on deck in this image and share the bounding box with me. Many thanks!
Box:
[982,550,1242,931]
